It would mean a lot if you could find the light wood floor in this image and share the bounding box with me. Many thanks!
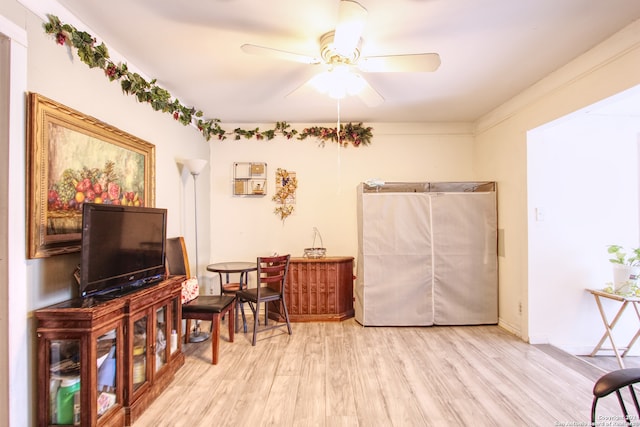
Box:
[577,352,640,371]
[133,318,627,426]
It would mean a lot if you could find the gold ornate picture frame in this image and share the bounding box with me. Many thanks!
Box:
[27,93,156,258]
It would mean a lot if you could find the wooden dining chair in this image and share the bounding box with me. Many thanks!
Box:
[216,269,248,333]
[165,236,235,364]
[235,254,292,346]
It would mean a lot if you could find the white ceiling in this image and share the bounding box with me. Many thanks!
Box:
[53,0,640,124]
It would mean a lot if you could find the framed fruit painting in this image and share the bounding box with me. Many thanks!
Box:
[26,93,156,258]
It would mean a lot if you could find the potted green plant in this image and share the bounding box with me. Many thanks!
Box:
[607,245,640,292]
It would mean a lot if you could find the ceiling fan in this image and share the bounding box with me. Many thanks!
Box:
[241,0,441,107]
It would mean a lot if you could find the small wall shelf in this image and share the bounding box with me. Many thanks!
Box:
[233,162,267,196]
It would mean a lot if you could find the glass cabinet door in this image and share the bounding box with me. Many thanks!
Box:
[96,328,118,419]
[49,339,81,425]
[155,306,167,371]
[132,316,148,393]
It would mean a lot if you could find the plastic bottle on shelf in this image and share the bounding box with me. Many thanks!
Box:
[170,329,178,353]
[56,376,80,425]
[50,379,61,424]
[133,355,146,384]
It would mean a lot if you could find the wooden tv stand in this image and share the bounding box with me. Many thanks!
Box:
[35,275,185,426]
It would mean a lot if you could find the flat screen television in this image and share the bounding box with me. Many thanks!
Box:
[79,203,168,298]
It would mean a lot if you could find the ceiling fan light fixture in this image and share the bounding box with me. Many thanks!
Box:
[320,31,361,64]
[308,72,331,94]
[329,86,347,100]
[309,65,366,100]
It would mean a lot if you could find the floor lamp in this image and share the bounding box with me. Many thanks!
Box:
[182,158,208,342]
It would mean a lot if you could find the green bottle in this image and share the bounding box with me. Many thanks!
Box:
[56,377,80,424]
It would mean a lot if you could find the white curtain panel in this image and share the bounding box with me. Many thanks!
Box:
[431,192,498,325]
[356,192,433,326]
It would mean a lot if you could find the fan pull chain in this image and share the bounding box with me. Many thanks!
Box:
[336,99,342,194]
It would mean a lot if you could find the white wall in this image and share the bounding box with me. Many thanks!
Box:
[206,123,475,291]
[528,91,640,353]
[1,12,28,427]
[23,6,211,308]
[475,18,640,340]
[1,3,210,425]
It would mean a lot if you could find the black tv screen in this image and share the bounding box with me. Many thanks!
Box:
[80,203,167,298]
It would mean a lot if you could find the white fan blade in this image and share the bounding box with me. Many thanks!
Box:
[358,53,441,73]
[333,0,368,57]
[241,44,321,65]
[356,75,384,107]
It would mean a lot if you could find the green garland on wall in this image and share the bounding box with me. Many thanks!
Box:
[43,15,373,147]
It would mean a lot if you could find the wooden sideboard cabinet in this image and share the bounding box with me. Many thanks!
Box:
[272,256,355,322]
[35,275,185,427]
